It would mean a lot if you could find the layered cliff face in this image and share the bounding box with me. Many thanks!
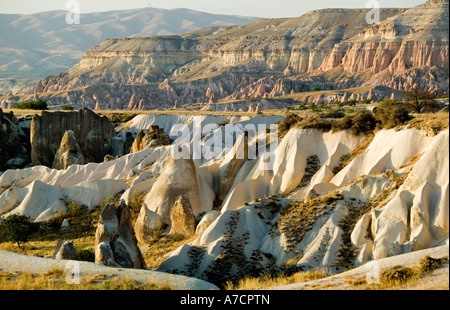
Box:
[5,0,449,110]
[0,109,30,170]
[30,108,116,166]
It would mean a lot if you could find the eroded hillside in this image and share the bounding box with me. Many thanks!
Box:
[2,0,448,111]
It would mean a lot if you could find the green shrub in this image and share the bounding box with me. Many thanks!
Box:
[78,248,95,262]
[375,100,412,129]
[332,109,376,136]
[321,109,345,119]
[13,100,48,110]
[298,117,333,131]
[2,214,39,248]
[62,105,74,111]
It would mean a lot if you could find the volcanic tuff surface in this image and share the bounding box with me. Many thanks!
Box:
[4,0,448,110]
[0,111,448,287]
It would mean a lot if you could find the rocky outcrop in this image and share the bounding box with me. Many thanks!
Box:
[135,148,205,242]
[52,240,80,261]
[95,201,147,269]
[30,108,116,167]
[52,130,85,170]
[130,125,172,153]
[218,134,249,201]
[156,127,449,286]
[169,196,197,236]
[0,108,30,171]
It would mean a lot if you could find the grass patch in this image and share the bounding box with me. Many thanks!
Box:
[224,268,330,290]
[280,192,343,253]
[418,256,447,274]
[141,231,197,269]
[0,271,171,290]
[380,265,417,285]
[405,111,449,136]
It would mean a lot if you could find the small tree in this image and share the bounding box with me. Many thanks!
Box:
[2,214,38,249]
[403,85,438,114]
[375,99,411,129]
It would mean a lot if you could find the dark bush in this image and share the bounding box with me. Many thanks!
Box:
[375,100,412,129]
[332,109,376,136]
[299,117,333,131]
[320,109,345,119]
[380,265,415,284]
[2,214,39,248]
[278,114,302,138]
[78,248,95,262]
[419,256,445,274]
[13,100,48,110]
[403,85,438,114]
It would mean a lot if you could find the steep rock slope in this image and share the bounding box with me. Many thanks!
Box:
[0,113,447,288]
[157,128,449,286]
[30,108,116,166]
[0,108,29,170]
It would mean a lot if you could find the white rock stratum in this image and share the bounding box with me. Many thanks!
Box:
[0,113,448,287]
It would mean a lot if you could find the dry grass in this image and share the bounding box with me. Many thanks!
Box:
[0,236,95,259]
[280,192,343,253]
[224,268,330,290]
[346,256,449,290]
[141,233,198,269]
[0,270,171,290]
[405,111,449,136]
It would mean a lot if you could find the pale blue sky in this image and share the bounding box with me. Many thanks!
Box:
[0,0,426,17]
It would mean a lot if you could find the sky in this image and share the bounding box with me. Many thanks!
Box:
[0,0,426,18]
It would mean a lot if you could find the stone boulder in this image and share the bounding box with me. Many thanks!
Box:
[0,108,30,170]
[52,130,85,170]
[134,206,163,244]
[95,200,147,269]
[169,196,196,236]
[52,240,80,260]
[135,147,205,242]
[30,108,116,167]
[131,126,172,153]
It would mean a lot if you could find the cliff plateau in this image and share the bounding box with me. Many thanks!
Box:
[3,0,448,110]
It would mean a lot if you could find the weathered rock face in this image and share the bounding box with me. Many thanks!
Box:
[52,240,80,261]
[95,201,147,269]
[130,125,172,153]
[30,108,116,167]
[0,108,30,171]
[218,134,249,201]
[52,130,85,170]
[135,148,205,242]
[169,196,197,236]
